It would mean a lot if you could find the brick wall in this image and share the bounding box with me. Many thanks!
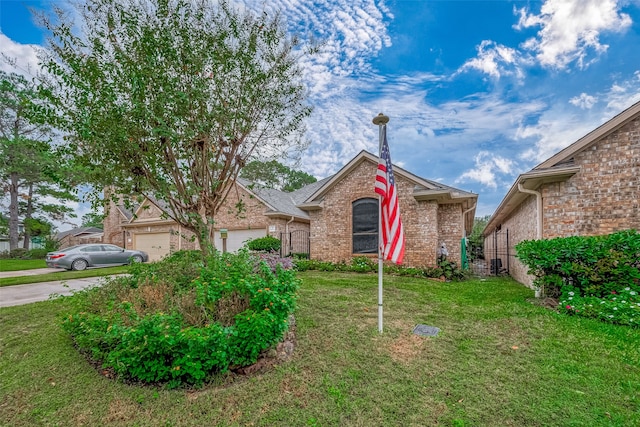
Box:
[543,116,640,237]
[484,194,537,287]
[102,198,126,248]
[211,183,269,231]
[487,114,639,288]
[309,160,464,267]
[437,204,463,264]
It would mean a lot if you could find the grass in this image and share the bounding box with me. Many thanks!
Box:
[1,272,638,426]
[0,259,47,272]
[0,266,131,287]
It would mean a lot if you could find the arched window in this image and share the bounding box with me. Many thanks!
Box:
[352,198,379,254]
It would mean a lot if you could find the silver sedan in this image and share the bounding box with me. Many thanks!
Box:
[46,244,149,271]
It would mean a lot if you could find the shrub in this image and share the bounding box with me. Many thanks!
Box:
[62,249,299,388]
[350,256,376,273]
[8,248,29,259]
[516,230,640,298]
[293,257,465,280]
[28,248,48,259]
[246,236,281,252]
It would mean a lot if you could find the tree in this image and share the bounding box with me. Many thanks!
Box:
[81,212,105,228]
[240,160,316,192]
[468,215,491,260]
[38,0,312,257]
[0,71,78,250]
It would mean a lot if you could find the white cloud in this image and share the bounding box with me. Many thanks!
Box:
[514,0,632,69]
[456,151,515,189]
[458,40,525,80]
[569,93,598,109]
[0,33,42,77]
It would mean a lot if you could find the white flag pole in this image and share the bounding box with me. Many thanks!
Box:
[373,113,389,333]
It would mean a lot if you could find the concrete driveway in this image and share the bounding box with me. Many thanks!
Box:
[0,268,118,308]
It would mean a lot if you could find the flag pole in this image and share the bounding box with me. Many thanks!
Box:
[373,113,389,333]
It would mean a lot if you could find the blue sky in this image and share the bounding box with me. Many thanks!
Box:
[2,0,640,224]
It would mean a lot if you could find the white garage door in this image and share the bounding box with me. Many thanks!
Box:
[215,229,266,253]
[134,232,171,262]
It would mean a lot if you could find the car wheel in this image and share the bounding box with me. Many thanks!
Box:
[71,259,88,271]
[131,255,143,264]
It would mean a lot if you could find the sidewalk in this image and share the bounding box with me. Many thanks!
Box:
[0,276,113,308]
[0,268,66,279]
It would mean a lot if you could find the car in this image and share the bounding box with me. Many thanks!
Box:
[46,244,149,271]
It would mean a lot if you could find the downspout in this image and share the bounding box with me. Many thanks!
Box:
[462,203,477,238]
[460,203,475,271]
[518,183,542,297]
[517,184,542,239]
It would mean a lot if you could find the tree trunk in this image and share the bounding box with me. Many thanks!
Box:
[22,183,34,250]
[8,172,20,251]
[195,207,216,261]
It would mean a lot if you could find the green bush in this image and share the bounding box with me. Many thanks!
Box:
[62,249,299,388]
[8,248,29,259]
[515,230,640,298]
[246,236,281,252]
[27,248,48,259]
[293,257,465,281]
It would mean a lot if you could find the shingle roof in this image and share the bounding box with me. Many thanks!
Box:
[56,226,103,240]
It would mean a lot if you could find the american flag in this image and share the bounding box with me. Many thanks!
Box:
[374,125,405,264]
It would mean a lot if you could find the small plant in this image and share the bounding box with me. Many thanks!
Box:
[246,236,281,252]
[559,286,639,327]
[350,256,376,273]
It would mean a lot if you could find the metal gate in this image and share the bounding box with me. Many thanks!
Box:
[484,227,512,276]
[280,230,310,258]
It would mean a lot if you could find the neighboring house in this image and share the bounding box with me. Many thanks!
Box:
[56,227,104,249]
[104,150,477,266]
[482,101,640,286]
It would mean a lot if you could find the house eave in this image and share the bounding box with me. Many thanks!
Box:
[297,201,324,211]
[121,219,176,228]
[482,165,581,237]
[263,212,310,223]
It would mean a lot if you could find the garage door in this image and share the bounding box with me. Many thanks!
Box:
[215,229,266,253]
[134,232,171,262]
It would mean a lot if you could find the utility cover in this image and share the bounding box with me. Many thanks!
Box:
[413,324,440,337]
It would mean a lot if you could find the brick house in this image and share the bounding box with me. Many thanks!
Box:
[482,101,640,286]
[56,227,103,249]
[104,150,477,265]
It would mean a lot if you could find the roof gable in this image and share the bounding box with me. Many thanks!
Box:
[300,150,476,207]
[536,101,640,170]
[483,101,640,236]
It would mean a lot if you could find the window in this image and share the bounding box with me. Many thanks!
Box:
[352,198,378,254]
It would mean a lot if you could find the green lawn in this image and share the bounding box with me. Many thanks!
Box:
[0,259,47,272]
[1,272,638,426]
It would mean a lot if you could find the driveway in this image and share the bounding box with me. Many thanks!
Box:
[0,273,117,308]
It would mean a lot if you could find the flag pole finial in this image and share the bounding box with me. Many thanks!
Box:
[372,113,389,125]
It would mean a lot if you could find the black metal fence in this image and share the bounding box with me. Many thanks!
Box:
[280,230,310,258]
[484,227,513,276]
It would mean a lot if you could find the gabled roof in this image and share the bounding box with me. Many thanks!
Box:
[299,150,477,210]
[483,101,640,237]
[56,226,103,240]
[535,101,640,170]
[236,177,332,222]
[297,150,477,232]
